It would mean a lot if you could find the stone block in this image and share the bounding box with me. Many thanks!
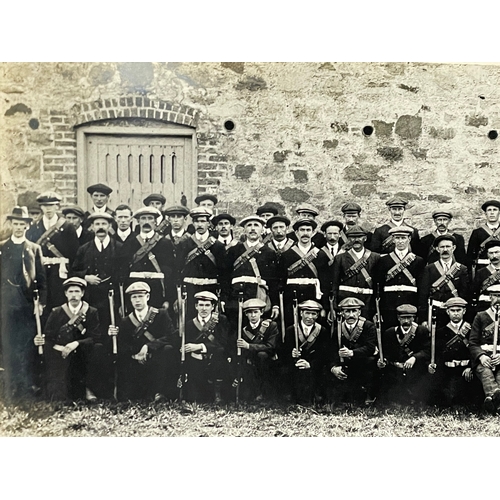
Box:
[234,164,255,179]
[395,115,422,139]
[278,187,310,203]
[377,146,403,162]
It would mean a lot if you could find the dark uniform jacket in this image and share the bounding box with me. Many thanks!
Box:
[372,222,421,256]
[467,224,500,268]
[420,231,467,265]
[468,308,498,369]
[182,313,230,358]
[436,321,472,365]
[77,227,94,246]
[288,230,326,248]
[233,319,279,358]
[472,264,500,312]
[338,226,373,252]
[382,323,431,364]
[83,206,116,231]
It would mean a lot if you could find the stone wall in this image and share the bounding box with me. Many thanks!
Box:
[1,62,500,239]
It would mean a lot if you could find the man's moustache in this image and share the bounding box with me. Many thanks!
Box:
[96,229,107,235]
[142,224,152,230]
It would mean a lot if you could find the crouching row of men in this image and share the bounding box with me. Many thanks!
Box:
[34,277,500,413]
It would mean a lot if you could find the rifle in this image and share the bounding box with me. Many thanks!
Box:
[118,283,126,319]
[108,286,118,399]
[430,306,437,370]
[472,258,477,283]
[33,281,43,355]
[279,290,286,344]
[493,304,499,372]
[177,285,187,400]
[235,291,244,404]
[329,293,336,339]
[337,315,345,364]
[374,286,384,364]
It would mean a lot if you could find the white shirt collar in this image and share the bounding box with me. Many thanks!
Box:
[141,229,155,240]
[218,235,232,245]
[395,249,409,260]
[391,219,404,226]
[301,321,312,335]
[68,302,83,315]
[43,214,59,229]
[135,308,148,322]
[487,222,499,230]
[93,205,107,214]
[11,235,27,244]
[172,228,185,237]
[76,226,83,237]
[198,314,211,324]
[249,321,260,329]
[246,239,260,247]
[195,231,209,243]
[351,248,365,259]
[94,235,111,250]
[297,243,312,254]
[117,227,131,240]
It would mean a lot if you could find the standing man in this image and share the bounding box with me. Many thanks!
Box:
[371,198,420,256]
[27,204,42,226]
[0,207,46,403]
[163,205,193,246]
[143,193,166,214]
[420,211,466,265]
[113,204,135,244]
[108,282,178,402]
[472,240,500,313]
[418,234,469,328]
[256,202,279,243]
[467,200,500,277]
[63,205,93,246]
[288,203,325,247]
[329,297,378,405]
[194,194,218,213]
[212,213,238,249]
[468,284,500,414]
[266,215,294,258]
[376,226,425,328]
[83,183,115,230]
[121,206,175,309]
[339,202,372,250]
[331,225,380,319]
[320,220,343,263]
[26,191,79,317]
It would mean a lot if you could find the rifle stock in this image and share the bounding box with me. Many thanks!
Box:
[279,290,286,344]
[430,302,436,367]
[109,288,117,355]
[292,290,299,352]
[178,285,187,399]
[375,289,384,363]
[33,281,43,355]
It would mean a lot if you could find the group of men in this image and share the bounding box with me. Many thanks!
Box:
[1,183,500,414]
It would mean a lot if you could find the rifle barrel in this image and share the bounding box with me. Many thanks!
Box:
[34,286,43,355]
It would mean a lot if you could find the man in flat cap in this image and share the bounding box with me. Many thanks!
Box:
[176,207,227,317]
[377,304,431,405]
[467,200,500,278]
[38,277,103,402]
[420,211,466,265]
[266,215,294,257]
[112,204,135,244]
[375,226,425,328]
[329,297,379,405]
[108,281,178,402]
[194,194,218,213]
[177,291,230,403]
[212,213,238,249]
[63,205,93,246]
[472,239,500,313]
[338,202,372,250]
[256,202,280,244]
[427,298,478,407]
[143,193,167,225]
[332,225,380,319]
[163,205,194,247]
[418,234,470,328]
[27,204,42,226]
[284,300,330,405]
[121,206,176,310]
[288,203,326,248]
[320,220,343,263]
[468,284,500,414]
[27,191,79,317]
[281,218,332,325]
[225,215,280,326]
[371,198,420,256]
[1,206,46,402]
[232,298,279,401]
[83,183,115,230]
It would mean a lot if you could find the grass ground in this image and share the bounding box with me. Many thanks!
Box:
[1,399,498,437]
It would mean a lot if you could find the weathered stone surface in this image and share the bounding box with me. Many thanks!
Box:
[351,184,377,197]
[411,149,428,159]
[330,121,349,133]
[428,194,452,203]
[344,165,383,182]
[234,164,255,180]
[395,191,420,201]
[5,103,32,115]
[429,126,456,140]
[372,120,394,137]
[398,83,419,93]
[235,76,267,91]
[273,151,291,163]
[291,169,308,182]
[89,64,115,86]
[377,147,403,162]
[221,62,245,74]
[278,187,310,203]
[466,114,488,127]
[28,118,39,130]
[323,139,339,149]
[395,115,422,139]
[118,62,154,89]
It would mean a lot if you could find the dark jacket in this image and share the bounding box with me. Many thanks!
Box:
[330,318,377,367]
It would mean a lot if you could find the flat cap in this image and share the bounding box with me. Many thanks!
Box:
[133,207,162,219]
[6,206,31,222]
[298,300,322,311]
[194,291,218,302]
[445,297,468,309]
[434,234,456,247]
[86,212,115,224]
[267,215,291,228]
[341,202,362,214]
[87,183,112,196]
[195,194,218,205]
[190,207,213,220]
[487,284,500,294]
[125,281,151,294]
[292,218,318,231]
[432,210,453,219]
[396,304,417,315]
[321,220,344,232]
[62,205,85,218]
[481,200,500,211]
[388,225,413,236]
[386,197,408,208]
[36,191,62,205]
[239,215,266,227]
[143,193,166,206]
[27,204,41,213]
[212,213,236,226]
[346,224,367,237]
[62,277,87,289]
[242,298,266,311]
[338,297,365,309]
[485,240,500,251]
[164,205,190,217]
[296,203,319,216]
[256,202,279,216]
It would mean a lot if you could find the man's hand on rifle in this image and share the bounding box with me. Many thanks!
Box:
[480,354,493,369]
[421,321,429,329]
[61,341,79,359]
[85,274,102,285]
[377,358,386,369]
[462,367,473,382]
[108,325,119,337]
[162,301,170,311]
[491,353,500,366]
[292,347,301,359]
[331,366,347,380]
[428,363,437,375]
[403,356,416,370]
[236,338,249,350]
[34,335,45,347]
[270,305,279,320]
[184,343,204,353]
[132,345,148,364]
[339,347,353,358]
[295,358,311,370]
[33,303,44,316]
[220,301,226,313]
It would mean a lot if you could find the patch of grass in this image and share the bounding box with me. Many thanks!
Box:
[0,400,498,437]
